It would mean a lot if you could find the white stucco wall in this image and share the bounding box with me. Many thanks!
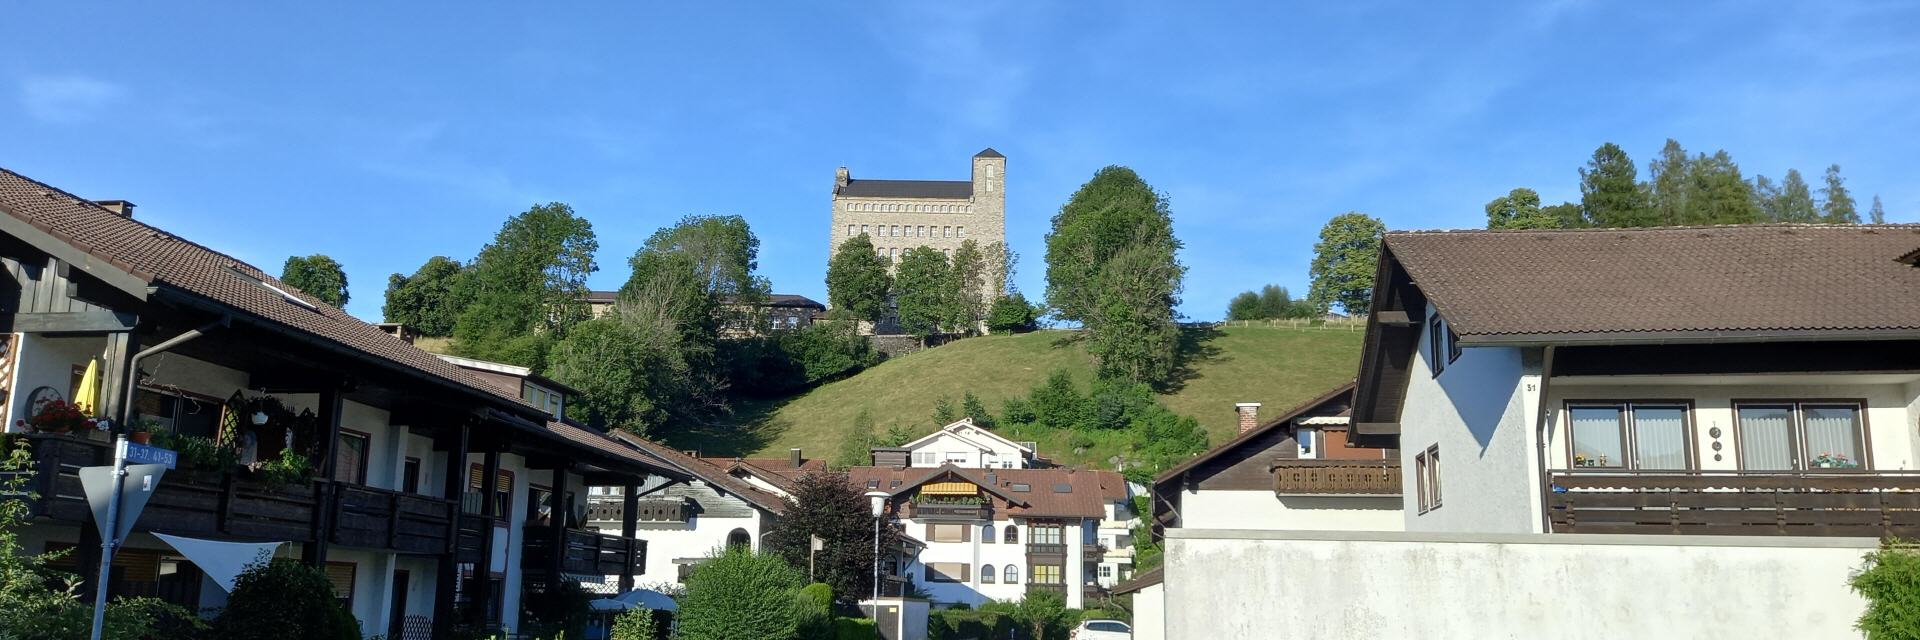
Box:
[1179,489,1402,532]
[1130,582,1164,640]
[1165,529,1872,640]
[1547,377,1920,472]
[1401,309,1541,533]
[904,426,1028,468]
[615,509,766,588]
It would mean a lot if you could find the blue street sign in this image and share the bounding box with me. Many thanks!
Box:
[124,442,178,470]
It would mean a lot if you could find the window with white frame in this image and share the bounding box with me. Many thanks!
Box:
[1296,428,1319,459]
[912,451,937,466]
[1566,403,1691,469]
[944,452,968,465]
[846,224,855,237]
[1415,445,1441,513]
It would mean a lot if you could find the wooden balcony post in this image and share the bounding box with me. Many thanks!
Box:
[303,385,344,567]
[549,466,567,583]
[472,448,501,625]
[620,484,639,592]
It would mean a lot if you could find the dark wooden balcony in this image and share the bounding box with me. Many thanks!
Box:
[15,433,456,553]
[1027,583,1066,598]
[1271,459,1401,495]
[908,500,990,521]
[1026,542,1067,559]
[1549,470,1920,537]
[523,526,646,578]
[328,483,458,555]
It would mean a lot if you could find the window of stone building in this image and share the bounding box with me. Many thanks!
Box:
[943,226,952,238]
[860,224,869,235]
[892,225,900,236]
[917,225,926,237]
[958,226,966,238]
[846,224,854,237]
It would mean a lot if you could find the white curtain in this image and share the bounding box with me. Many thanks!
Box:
[1738,406,1796,470]
[1632,406,1689,469]
[1803,406,1863,468]
[1569,407,1625,468]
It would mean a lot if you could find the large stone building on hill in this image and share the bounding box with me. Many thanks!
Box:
[829,149,1008,305]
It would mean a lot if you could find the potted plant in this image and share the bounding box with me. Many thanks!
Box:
[16,400,96,434]
[128,419,156,444]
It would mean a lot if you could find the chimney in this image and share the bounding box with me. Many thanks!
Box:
[790,447,803,468]
[93,200,136,218]
[1235,402,1262,435]
[835,167,850,188]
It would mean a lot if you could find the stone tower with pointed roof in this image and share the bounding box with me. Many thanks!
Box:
[830,149,1008,308]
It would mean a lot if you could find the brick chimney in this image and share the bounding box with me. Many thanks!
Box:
[1235,402,1262,434]
[835,167,850,189]
[92,200,135,218]
[789,447,804,468]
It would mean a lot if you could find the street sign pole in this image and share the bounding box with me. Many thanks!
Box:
[88,437,128,640]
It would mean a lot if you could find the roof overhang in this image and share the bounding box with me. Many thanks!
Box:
[0,204,152,300]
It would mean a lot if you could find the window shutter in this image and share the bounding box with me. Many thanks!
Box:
[324,562,356,605]
[962,524,971,542]
[961,564,970,581]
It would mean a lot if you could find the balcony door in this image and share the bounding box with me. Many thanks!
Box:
[1565,403,1692,470]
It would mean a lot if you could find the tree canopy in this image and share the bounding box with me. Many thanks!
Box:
[825,234,892,323]
[382,255,468,336]
[1579,142,1651,227]
[675,546,807,640]
[279,254,349,307]
[762,471,905,601]
[1484,188,1561,230]
[1821,164,1859,223]
[894,247,956,338]
[1043,166,1179,323]
[451,202,597,368]
[1306,212,1385,316]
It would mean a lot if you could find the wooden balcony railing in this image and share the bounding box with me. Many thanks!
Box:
[524,526,646,578]
[1271,459,1401,495]
[1549,470,1920,537]
[16,434,456,553]
[909,501,990,521]
[329,482,458,555]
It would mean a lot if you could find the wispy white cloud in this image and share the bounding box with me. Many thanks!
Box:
[865,2,1036,131]
[19,75,124,123]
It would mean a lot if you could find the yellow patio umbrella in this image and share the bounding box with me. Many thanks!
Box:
[73,358,100,416]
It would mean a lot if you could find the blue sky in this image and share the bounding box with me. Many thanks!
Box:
[4,1,1916,322]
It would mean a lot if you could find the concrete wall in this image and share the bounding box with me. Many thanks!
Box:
[1131,583,1164,640]
[1179,489,1402,531]
[617,509,766,589]
[1165,529,1873,640]
[1401,308,1542,533]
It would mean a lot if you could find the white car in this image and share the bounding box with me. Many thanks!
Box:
[1070,619,1132,640]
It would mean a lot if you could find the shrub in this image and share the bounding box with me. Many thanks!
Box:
[796,583,835,640]
[833,617,876,640]
[521,580,594,639]
[929,608,1016,640]
[781,320,881,385]
[1028,369,1086,431]
[214,559,360,640]
[986,293,1040,333]
[610,608,654,640]
[108,597,210,640]
[676,546,806,640]
[999,397,1036,426]
[1852,539,1920,638]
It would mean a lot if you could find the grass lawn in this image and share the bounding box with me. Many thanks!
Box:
[665,325,1364,467]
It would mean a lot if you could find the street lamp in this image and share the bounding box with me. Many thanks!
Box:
[864,490,889,607]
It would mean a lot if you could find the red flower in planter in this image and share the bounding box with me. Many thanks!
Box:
[18,400,97,433]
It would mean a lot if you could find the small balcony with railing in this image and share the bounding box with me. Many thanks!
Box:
[1548,470,1920,537]
[1271,459,1401,495]
[908,482,991,521]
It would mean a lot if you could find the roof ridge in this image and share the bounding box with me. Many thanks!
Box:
[1389,223,1920,236]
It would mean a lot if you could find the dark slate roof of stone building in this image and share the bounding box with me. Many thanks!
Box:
[1385,224,1920,343]
[973,148,1005,158]
[837,179,973,199]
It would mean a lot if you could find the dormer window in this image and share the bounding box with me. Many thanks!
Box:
[523,383,563,420]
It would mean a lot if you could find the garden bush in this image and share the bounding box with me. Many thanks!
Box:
[675,546,806,640]
[929,608,1017,640]
[1852,539,1920,639]
[214,559,360,640]
[610,608,655,640]
[796,582,835,640]
[832,617,876,640]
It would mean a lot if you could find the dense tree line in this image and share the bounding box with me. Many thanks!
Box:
[1225,285,1317,321]
[825,235,1021,339]
[1489,140,1887,230]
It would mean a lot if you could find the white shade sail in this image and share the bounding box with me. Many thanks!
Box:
[152,532,284,593]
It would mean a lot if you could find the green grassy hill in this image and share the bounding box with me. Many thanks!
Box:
[672,325,1364,467]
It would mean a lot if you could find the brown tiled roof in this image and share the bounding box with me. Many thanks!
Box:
[1112,565,1162,595]
[844,465,1125,519]
[728,455,827,484]
[1153,381,1355,485]
[1386,225,1920,343]
[612,432,791,515]
[545,421,679,478]
[0,166,531,410]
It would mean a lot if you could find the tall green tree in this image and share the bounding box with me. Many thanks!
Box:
[1751,175,1782,222]
[1870,195,1887,224]
[1821,164,1859,223]
[1776,169,1820,223]
[1225,291,1262,321]
[1257,285,1293,318]
[983,240,1017,298]
[949,240,989,332]
[1484,187,1560,229]
[762,471,904,602]
[1086,240,1184,385]
[279,254,349,307]
[1647,139,1691,226]
[894,247,956,338]
[1579,142,1652,227]
[382,256,469,336]
[452,202,597,367]
[675,546,807,640]
[1306,212,1385,316]
[637,214,770,330]
[1685,150,1757,225]
[831,408,878,470]
[1544,202,1585,229]
[825,235,892,323]
[547,312,685,433]
[1044,166,1178,323]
